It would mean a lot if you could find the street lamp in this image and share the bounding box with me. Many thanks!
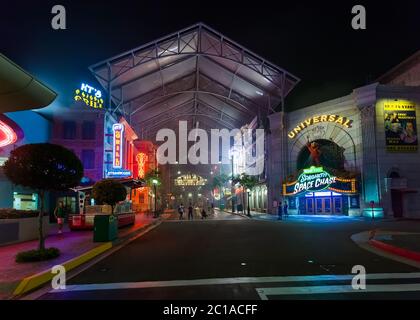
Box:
[152,179,158,218]
[246,188,251,217]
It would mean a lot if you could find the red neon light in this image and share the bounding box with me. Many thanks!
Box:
[0,119,17,148]
[136,152,148,178]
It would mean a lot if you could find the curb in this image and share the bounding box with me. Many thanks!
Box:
[369,239,420,263]
[11,218,163,298]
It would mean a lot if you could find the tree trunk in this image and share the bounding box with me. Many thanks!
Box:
[38,190,45,251]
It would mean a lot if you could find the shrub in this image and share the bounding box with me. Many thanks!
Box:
[15,248,60,263]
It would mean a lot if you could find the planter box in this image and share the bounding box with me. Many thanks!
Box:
[0,217,51,246]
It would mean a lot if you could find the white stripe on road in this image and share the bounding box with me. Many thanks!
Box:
[256,283,420,300]
[50,272,420,293]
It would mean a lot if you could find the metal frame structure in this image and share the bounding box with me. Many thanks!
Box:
[89,22,300,139]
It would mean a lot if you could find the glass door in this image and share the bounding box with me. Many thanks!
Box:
[306,198,314,214]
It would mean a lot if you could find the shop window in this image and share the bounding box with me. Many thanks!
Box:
[82,121,96,140]
[82,149,95,169]
[62,121,76,139]
[56,196,77,214]
[13,192,38,211]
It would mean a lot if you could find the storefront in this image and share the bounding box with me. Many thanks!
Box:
[274,83,420,218]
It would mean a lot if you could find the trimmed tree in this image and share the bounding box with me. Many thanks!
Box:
[3,143,83,254]
[92,179,127,215]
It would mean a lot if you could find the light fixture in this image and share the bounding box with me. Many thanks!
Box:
[255,90,263,96]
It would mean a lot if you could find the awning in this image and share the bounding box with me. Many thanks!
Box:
[0,53,57,112]
[72,178,146,193]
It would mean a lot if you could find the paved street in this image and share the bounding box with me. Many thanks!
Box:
[38,213,420,300]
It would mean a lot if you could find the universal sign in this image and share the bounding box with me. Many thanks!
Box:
[294,166,336,194]
[288,115,353,139]
[74,83,104,109]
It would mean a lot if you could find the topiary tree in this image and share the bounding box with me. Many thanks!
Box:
[234,173,259,216]
[4,143,83,253]
[92,179,127,215]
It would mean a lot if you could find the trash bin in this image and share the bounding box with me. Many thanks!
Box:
[237,204,243,212]
[93,214,118,242]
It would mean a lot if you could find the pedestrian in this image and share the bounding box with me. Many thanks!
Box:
[54,201,65,234]
[277,201,283,220]
[283,201,289,219]
[188,203,194,220]
[201,208,207,219]
[178,203,184,220]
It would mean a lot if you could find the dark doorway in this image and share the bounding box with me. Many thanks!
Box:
[391,190,403,218]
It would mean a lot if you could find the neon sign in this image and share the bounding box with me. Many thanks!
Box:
[288,115,353,139]
[113,123,124,168]
[283,167,358,196]
[0,118,18,148]
[293,166,336,194]
[136,152,148,178]
[106,169,132,178]
[74,83,104,109]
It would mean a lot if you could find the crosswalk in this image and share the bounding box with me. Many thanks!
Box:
[44,272,420,300]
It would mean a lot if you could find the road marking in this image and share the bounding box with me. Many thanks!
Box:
[49,272,420,293]
[256,283,420,299]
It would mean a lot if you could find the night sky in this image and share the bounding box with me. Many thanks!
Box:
[1,0,419,111]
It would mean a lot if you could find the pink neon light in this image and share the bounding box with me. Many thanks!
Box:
[0,119,17,148]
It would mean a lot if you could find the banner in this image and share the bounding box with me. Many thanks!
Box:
[384,102,418,152]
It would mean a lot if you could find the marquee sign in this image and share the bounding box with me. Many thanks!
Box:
[288,115,353,139]
[113,123,124,169]
[74,83,104,109]
[282,166,357,196]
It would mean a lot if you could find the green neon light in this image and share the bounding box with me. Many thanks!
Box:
[303,166,324,174]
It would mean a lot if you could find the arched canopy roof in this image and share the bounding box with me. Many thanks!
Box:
[90,22,300,139]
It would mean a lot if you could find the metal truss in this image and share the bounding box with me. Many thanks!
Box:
[89,22,300,133]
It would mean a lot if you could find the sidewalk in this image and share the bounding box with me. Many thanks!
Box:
[0,213,163,299]
[370,231,420,263]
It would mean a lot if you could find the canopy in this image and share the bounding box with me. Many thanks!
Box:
[0,53,57,113]
[90,23,300,139]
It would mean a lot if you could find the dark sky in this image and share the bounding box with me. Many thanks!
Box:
[1,0,419,111]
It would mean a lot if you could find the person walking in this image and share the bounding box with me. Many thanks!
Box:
[178,203,184,220]
[277,201,283,220]
[54,201,66,235]
[188,203,194,220]
[283,201,289,219]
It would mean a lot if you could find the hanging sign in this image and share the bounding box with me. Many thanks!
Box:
[136,152,148,178]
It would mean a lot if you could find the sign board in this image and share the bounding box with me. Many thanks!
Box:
[384,101,418,152]
[288,115,353,139]
[282,166,357,196]
[106,169,132,178]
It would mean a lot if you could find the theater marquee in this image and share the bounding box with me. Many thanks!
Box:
[283,166,357,196]
[288,115,353,139]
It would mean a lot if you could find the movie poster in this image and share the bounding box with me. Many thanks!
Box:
[384,102,418,152]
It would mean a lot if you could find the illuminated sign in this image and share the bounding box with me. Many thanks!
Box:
[113,123,124,168]
[136,153,148,178]
[74,83,104,109]
[175,174,207,186]
[283,167,357,196]
[293,167,336,194]
[106,169,132,178]
[0,117,18,148]
[288,115,353,139]
[383,100,418,152]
